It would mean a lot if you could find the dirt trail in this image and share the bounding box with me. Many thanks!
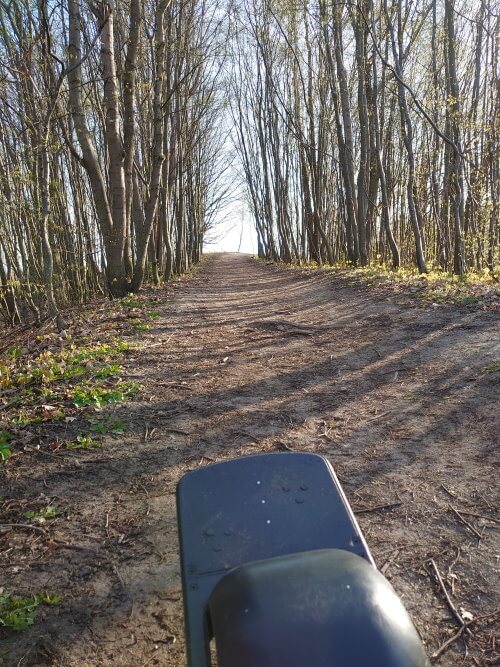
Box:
[2,253,499,666]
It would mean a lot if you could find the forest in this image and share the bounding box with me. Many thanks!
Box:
[0,0,498,327]
[0,0,228,326]
[231,0,498,275]
[0,1,499,666]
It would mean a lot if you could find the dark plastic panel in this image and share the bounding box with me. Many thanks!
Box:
[176,452,373,666]
[209,549,430,667]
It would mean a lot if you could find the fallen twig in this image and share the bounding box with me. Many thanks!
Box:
[364,411,390,423]
[429,559,471,637]
[158,381,193,390]
[0,523,47,534]
[0,524,97,552]
[440,484,457,499]
[455,509,499,525]
[111,562,125,588]
[449,504,483,540]
[431,608,500,661]
[274,441,294,452]
[355,501,402,514]
[51,540,99,552]
[380,548,400,575]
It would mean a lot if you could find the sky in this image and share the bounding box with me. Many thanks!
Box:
[204,203,257,254]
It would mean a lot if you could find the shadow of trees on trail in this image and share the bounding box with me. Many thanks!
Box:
[3,255,498,666]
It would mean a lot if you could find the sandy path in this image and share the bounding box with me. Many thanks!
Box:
[2,253,499,666]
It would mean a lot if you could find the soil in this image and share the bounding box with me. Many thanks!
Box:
[1,253,499,666]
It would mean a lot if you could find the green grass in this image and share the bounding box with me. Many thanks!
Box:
[118,294,141,309]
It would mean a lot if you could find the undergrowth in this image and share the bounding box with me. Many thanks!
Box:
[260,257,498,307]
[0,593,61,632]
[0,338,139,463]
[331,264,497,305]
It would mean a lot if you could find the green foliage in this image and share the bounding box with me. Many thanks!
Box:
[0,341,130,391]
[94,363,122,379]
[133,321,151,331]
[0,339,137,467]
[0,593,61,631]
[39,387,55,399]
[0,363,11,389]
[88,417,127,435]
[0,340,136,436]
[66,434,99,450]
[60,364,87,380]
[71,381,138,408]
[11,411,44,426]
[0,445,11,462]
[118,294,140,308]
[0,596,39,631]
[456,295,480,305]
[320,261,495,284]
[0,430,13,462]
[482,363,500,373]
[117,292,162,323]
[113,290,163,331]
[24,505,61,522]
